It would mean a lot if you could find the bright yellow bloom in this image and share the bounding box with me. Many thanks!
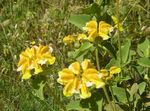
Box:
[83,20,98,42]
[111,16,124,32]
[83,20,111,41]
[17,45,55,80]
[100,66,121,80]
[99,21,111,40]
[63,35,75,45]
[58,59,105,99]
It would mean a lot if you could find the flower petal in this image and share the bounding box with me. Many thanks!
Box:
[87,30,98,42]
[80,82,91,99]
[69,62,80,75]
[58,68,75,85]
[63,80,74,97]
[73,78,81,93]
[83,20,97,32]
[99,21,111,40]
[83,68,105,88]
[22,70,31,80]
[99,32,110,40]
[81,59,89,71]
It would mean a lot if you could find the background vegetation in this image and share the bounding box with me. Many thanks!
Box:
[0,0,150,111]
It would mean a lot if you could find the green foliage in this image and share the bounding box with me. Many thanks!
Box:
[111,86,127,104]
[69,14,92,30]
[137,57,150,67]
[31,75,47,100]
[1,0,150,111]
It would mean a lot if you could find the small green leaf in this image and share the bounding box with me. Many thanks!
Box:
[66,100,89,111]
[34,82,45,100]
[137,57,150,67]
[73,42,94,58]
[106,58,120,68]
[130,83,139,96]
[137,38,150,57]
[139,82,146,95]
[32,75,46,100]
[112,86,127,103]
[69,14,91,30]
[118,39,131,64]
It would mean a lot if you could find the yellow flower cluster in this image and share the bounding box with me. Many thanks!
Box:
[63,20,111,44]
[63,16,124,45]
[100,66,121,80]
[17,45,55,80]
[57,59,105,99]
[83,20,111,41]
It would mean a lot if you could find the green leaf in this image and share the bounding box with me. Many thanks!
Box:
[32,75,46,100]
[66,100,89,111]
[73,42,94,58]
[112,86,127,103]
[139,82,146,95]
[115,76,131,84]
[118,39,131,64]
[69,14,91,30]
[137,38,150,57]
[137,57,150,67]
[130,83,139,96]
[106,58,120,68]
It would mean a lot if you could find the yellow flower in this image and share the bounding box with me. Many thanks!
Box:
[77,33,87,41]
[17,45,55,80]
[83,20,98,42]
[99,21,111,40]
[31,41,36,45]
[111,16,124,32]
[63,35,75,45]
[100,66,121,80]
[83,20,111,41]
[57,59,105,99]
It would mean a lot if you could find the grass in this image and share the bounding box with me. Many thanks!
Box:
[0,0,150,111]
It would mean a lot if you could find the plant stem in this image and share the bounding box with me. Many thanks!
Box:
[95,48,100,70]
[95,49,115,111]
[103,86,115,111]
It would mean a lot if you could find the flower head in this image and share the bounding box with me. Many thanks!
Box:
[63,35,75,45]
[58,59,105,99]
[100,66,121,80]
[111,16,124,32]
[83,20,111,41]
[17,45,55,80]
